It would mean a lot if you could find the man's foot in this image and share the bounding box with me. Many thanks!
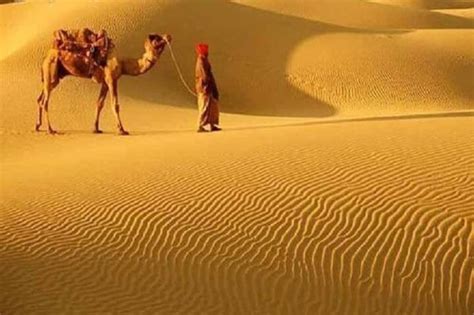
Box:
[93,129,103,134]
[197,127,207,133]
[118,129,130,136]
[210,125,222,132]
[48,128,58,135]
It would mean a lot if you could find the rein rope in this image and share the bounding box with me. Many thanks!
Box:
[165,40,197,97]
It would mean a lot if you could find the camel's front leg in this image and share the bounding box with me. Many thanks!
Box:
[106,78,128,135]
[93,84,108,133]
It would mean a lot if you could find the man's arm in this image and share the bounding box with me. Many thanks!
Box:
[196,59,211,94]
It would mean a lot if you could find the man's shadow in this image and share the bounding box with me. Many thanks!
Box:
[119,0,472,118]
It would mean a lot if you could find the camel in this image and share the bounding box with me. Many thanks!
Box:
[36,32,172,135]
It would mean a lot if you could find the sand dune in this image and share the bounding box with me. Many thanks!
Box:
[1,0,473,314]
[372,0,474,9]
[1,0,473,130]
[235,0,474,28]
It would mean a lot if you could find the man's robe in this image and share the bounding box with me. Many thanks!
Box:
[195,55,219,126]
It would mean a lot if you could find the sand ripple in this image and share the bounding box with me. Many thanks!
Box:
[1,118,473,314]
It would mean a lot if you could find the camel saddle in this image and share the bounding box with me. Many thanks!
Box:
[53,28,114,75]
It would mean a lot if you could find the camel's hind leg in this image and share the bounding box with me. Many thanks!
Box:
[93,83,108,133]
[37,52,60,134]
[40,87,57,134]
[39,80,59,134]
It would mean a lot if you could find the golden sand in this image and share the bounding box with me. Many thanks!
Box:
[1,0,473,313]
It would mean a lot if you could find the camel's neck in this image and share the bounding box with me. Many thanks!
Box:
[121,47,162,76]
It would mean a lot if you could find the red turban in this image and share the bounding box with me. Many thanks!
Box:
[196,43,209,56]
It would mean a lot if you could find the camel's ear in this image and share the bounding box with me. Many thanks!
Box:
[148,33,163,42]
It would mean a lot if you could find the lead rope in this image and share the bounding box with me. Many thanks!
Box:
[165,40,197,97]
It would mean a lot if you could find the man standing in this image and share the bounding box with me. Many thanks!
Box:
[195,43,221,132]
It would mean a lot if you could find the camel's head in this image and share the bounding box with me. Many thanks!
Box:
[146,33,172,54]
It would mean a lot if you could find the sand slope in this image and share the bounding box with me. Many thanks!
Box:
[1,0,473,314]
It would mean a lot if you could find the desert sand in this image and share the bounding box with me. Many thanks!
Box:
[1,0,473,314]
